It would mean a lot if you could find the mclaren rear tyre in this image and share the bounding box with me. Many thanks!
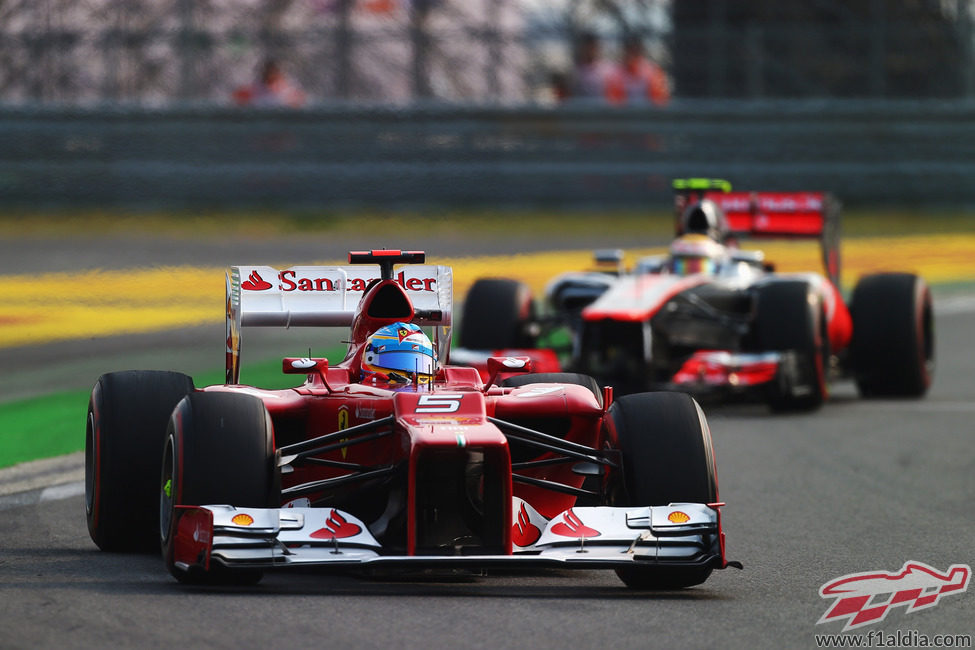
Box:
[753,281,829,412]
[851,273,934,397]
[85,370,195,552]
[161,391,278,585]
[501,372,603,406]
[609,392,718,589]
[459,278,537,350]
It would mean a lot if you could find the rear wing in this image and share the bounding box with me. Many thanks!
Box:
[225,264,453,384]
[709,191,840,287]
[673,179,841,287]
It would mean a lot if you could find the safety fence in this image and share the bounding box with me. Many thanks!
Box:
[3,100,975,209]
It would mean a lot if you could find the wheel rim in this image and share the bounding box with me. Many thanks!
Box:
[160,436,176,544]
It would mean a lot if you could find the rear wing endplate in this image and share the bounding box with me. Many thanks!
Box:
[225,265,453,384]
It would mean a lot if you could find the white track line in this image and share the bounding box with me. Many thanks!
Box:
[0,480,84,511]
[40,480,85,500]
[936,294,975,315]
[0,452,84,510]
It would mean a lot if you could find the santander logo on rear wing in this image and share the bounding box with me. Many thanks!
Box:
[229,264,452,327]
[709,191,831,239]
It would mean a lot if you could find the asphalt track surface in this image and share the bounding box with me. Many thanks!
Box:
[2,234,974,649]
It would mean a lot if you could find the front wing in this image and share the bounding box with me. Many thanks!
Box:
[670,350,782,392]
[667,349,818,403]
[169,503,725,573]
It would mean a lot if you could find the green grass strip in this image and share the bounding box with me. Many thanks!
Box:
[0,352,340,470]
[0,389,92,468]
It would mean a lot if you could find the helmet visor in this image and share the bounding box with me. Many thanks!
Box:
[673,256,715,276]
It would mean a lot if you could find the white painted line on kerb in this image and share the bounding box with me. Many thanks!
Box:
[0,452,84,510]
[0,480,84,511]
[936,294,975,315]
[41,480,85,501]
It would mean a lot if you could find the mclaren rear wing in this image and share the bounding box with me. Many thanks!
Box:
[673,178,842,287]
[225,263,453,384]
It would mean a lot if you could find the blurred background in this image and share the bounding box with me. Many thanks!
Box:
[3,0,975,208]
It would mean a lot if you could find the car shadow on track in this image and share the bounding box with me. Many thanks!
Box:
[193,568,733,601]
[2,547,732,601]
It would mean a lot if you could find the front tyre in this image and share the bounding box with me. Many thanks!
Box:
[161,391,278,585]
[752,281,828,412]
[86,370,194,552]
[610,392,718,589]
[851,273,934,397]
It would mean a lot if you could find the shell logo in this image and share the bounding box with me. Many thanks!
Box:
[667,511,690,524]
[231,513,254,526]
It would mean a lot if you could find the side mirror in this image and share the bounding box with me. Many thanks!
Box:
[593,248,625,275]
[483,356,532,391]
[282,357,332,391]
[282,357,328,374]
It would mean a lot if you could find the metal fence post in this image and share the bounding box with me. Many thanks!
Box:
[411,1,432,100]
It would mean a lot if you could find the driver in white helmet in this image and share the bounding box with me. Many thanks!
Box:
[667,234,729,276]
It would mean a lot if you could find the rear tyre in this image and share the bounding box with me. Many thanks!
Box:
[851,273,934,397]
[86,370,195,552]
[459,278,536,350]
[161,392,278,585]
[610,392,718,589]
[752,281,828,412]
[501,372,602,406]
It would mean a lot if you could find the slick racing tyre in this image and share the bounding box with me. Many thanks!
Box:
[459,278,537,350]
[610,392,718,589]
[851,273,934,397]
[752,281,829,412]
[161,391,278,585]
[501,372,603,407]
[86,370,195,552]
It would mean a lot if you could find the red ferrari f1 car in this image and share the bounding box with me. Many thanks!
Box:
[454,180,934,411]
[85,250,739,588]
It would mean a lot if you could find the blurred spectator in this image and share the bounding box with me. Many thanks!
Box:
[232,59,307,108]
[606,35,670,106]
[550,71,571,103]
[567,31,615,101]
